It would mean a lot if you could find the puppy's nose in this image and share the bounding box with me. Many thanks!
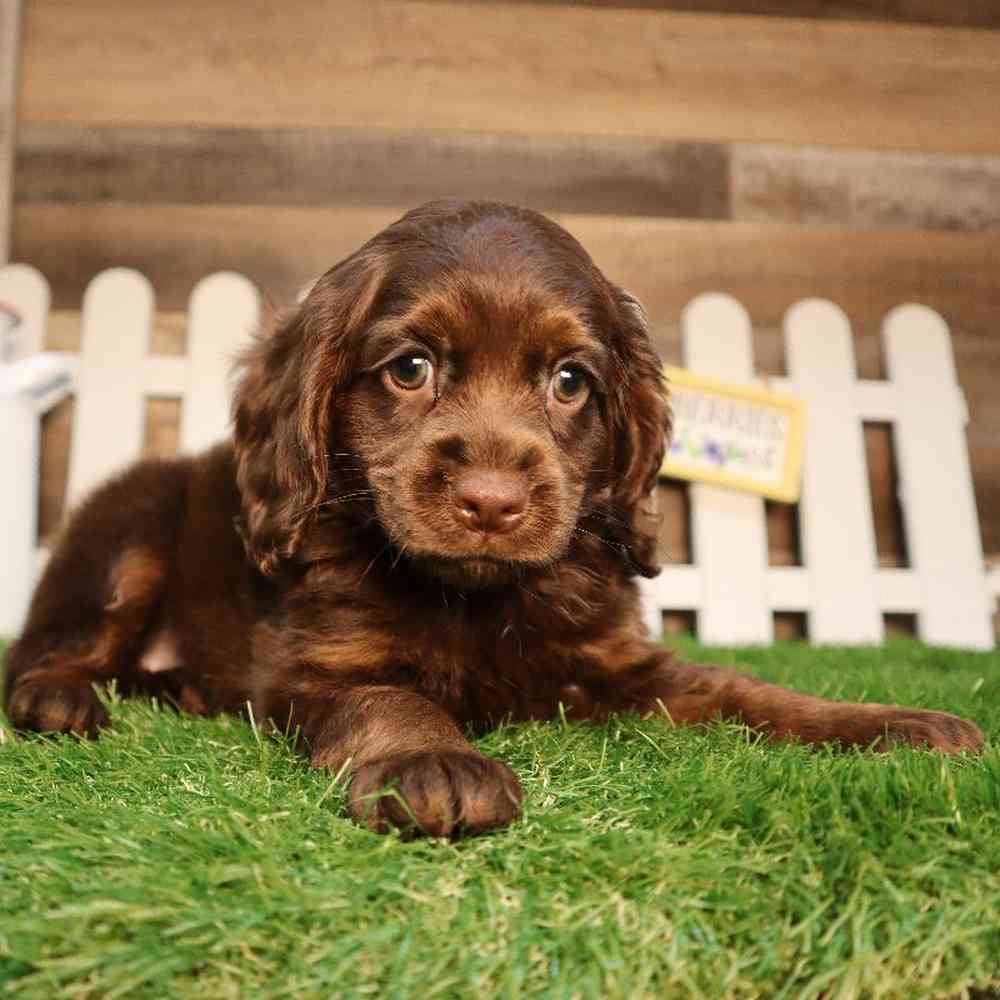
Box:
[453,470,528,535]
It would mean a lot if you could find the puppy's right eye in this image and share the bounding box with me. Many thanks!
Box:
[385,355,433,392]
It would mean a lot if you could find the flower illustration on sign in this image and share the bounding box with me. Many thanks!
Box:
[670,432,747,468]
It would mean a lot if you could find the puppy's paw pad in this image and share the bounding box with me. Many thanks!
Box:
[7,677,109,737]
[349,750,523,838]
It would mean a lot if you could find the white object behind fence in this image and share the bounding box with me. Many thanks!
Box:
[0,268,995,649]
[0,266,259,636]
[0,264,70,634]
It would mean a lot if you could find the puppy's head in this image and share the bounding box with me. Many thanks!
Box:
[233,201,669,586]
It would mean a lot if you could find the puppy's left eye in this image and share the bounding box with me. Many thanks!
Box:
[550,365,590,406]
[385,355,433,392]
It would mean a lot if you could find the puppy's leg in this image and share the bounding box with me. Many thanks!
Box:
[617,653,984,754]
[4,461,184,737]
[274,685,523,837]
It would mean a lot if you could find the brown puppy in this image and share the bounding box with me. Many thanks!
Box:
[3,201,983,837]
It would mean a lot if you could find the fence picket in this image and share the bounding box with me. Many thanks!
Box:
[0,263,48,360]
[180,272,260,453]
[682,293,772,644]
[785,299,883,644]
[66,269,154,506]
[884,305,994,650]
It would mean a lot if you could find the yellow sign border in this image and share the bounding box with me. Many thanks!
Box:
[660,366,806,504]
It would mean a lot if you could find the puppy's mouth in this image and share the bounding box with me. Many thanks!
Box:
[407,552,542,590]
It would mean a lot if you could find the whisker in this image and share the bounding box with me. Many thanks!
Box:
[390,543,409,572]
[357,542,392,587]
[572,525,626,555]
[297,490,375,515]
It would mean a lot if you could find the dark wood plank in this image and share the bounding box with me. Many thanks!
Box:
[442,0,1000,30]
[19,1,1000,153]
[14,124,728,221]
[864,423,908,569]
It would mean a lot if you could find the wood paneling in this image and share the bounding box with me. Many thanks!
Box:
[975,446,1000,562]
[143,398,180,459]
[445,0,1000,30]
[16,204,1000,333]
[20,206,999,558]
[38,393,183,538]
[45,308,187,355]
[16,206,1000,440]
[733,145,1000,231]
[38,396,71,540]
[14,124,728,220]
[0,0,21,261]
[14,203,405,310]
[19,124,1000,234]
[17,205,999,435]
[19,1,1000,153]
[38,311,187,538]
[656,481,691,565]
[864,423,908,569]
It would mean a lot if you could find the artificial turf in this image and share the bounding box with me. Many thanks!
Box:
[1,638,998,999]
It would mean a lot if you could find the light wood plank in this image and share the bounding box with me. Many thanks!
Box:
[0,0,22,262]
[19,1,1000,153]
[733,145,1000,231]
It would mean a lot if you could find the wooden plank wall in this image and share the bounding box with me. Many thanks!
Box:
[10,0,1000,635]
[0,0,21,263]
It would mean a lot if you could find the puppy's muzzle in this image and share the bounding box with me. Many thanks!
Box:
[451,469,528,536]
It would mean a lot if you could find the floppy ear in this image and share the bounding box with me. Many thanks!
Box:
[232,251,385,576]
[604,289,672,578]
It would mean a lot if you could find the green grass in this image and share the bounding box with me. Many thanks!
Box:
[1,639,999,999]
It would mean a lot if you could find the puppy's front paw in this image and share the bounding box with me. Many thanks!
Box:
[349,750,523,838]
[6,673,109,738]
[868,707,984,755]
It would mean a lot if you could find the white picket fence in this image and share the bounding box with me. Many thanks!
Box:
[0,265,259,635]
[0,264,996,649]
[638,294,996,651]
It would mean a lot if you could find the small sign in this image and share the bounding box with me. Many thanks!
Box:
[661,367,805,503]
